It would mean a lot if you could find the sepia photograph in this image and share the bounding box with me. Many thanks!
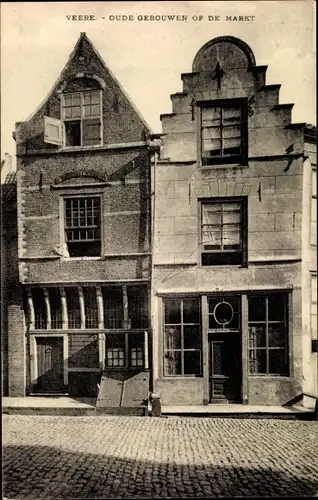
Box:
[1,1,317,498]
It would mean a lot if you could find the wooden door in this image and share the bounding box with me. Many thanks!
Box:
[35,337,64,393]
[209,333,242,403]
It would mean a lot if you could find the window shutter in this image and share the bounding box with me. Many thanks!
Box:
[82,118,101,146]
[44,116,62,146]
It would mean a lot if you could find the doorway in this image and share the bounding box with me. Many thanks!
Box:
[209,333,242,403]
[33,336,65,393]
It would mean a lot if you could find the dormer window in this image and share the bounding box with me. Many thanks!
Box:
[62,90,102,147]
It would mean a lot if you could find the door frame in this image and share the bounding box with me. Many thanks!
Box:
[30,333,68,387]
[208,332,242,403]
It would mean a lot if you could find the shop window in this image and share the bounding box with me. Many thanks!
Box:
[200,198,247,266]
[208,295,241,330]
[248,294,289,376]
[163,297,202,376]
[62,91,102,147]
[64,196,101,257]
[105,334,144,369]
[200,99,248,166]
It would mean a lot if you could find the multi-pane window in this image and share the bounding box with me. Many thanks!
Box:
[311,169,317,246]
[164,298,202,376]
[64,196,101,257]
[105,334,144,369]
[62,91,102,147]
[200,100,247,166]
[129,334,144,367]
[106,335,125,367]
[200,198,246,266]
[248,294,289,376]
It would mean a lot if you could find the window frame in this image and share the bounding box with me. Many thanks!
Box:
[61,90,103,148]
[197,98,248,168]
[247,293,290,377]
[163,297,202,377]
[199,197,248,267]
[62,194,103,259]
[311,168,317,246]
[105,333,145,370]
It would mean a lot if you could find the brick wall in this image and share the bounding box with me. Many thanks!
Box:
[8,305,26,396]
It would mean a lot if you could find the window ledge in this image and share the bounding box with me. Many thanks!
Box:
[62,256,102,261]
[59,141,148,153]
[199,265,246,270]
[199,163,248,170]
[248,375,291,381]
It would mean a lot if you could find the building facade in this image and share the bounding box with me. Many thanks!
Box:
[151,36,317,407]
[2,34,316,410]
[5,33,154,411]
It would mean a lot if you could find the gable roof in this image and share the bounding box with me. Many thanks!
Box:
[20,32,151,133]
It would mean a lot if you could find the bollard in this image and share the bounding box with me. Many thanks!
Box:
[151,393,161,417]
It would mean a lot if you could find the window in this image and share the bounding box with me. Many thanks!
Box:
[200,99,247,166]
[64,197,101,257]
[49,288,62,329]
[129,334,144,367]
[32,288,46,329]
[62,91,102,147]
[164,298,202,376]
[103,287,123,329]
[66,287,81,329]
[127,286,149,328]
[311,275,317,344]
[311,169,317,246]
[208,295,241,330]
[200,198,247,266]
[83,287,99,329]
[105,334,144,369]
[102,285,149,329]
[248,294,289,376]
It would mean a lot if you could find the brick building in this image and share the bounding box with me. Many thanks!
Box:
[3,32,155,412]
[2,34,317,411]
[151,36,317,407]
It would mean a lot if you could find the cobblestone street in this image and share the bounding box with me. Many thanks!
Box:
[3,415,318,498]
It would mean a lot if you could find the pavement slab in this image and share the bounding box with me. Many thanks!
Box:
[3,415,318,498]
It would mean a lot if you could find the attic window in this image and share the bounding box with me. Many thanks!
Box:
[63,91,102,147]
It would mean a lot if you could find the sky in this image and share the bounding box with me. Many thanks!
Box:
[1,1,316,167]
